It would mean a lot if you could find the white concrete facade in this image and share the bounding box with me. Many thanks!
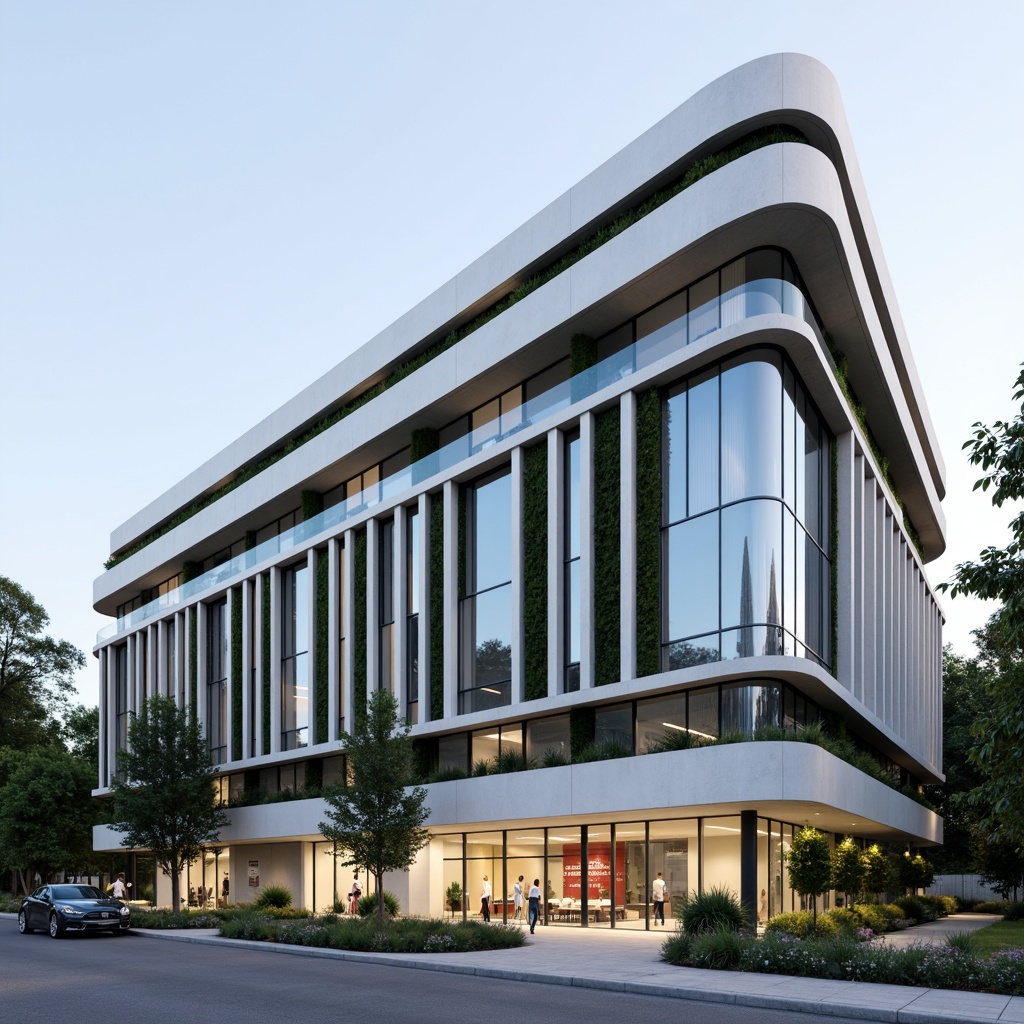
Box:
[92,55,945,921]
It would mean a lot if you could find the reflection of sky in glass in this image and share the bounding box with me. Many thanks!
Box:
[666,512,718,641]
[721,500,782,631]
[472,586,511,684]
[721,358,782,503]
[665,391,686,524]
[687,377,718,515]
[473,472,511,592]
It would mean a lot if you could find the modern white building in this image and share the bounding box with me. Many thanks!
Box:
[93,53,945,926]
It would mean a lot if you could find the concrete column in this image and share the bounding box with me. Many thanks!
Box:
[147,624,158,702]
[834,431,856,691]
[619,391,637,685]
[442,480,458,719]
[394,504,408,715]
[269,565,281,753]
[106,645,117,784]
[130,632,140,716]
[417,493,430,718]
[195,604,207,732]
[241,580,252,759]
[740,810,757,920]
[225,587,234,762]
[306,548,316,744]
[98,647,108,788]
[342,532,356,733]
[328,539,340,742]
[510,446,525,705]
[579,412,595,690]
[183,605,194,717]
[156,619,167,698]
[254,577,265,755]
[546,429,563,698]
[366,517,379,695]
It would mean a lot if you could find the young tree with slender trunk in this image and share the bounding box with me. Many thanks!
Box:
[787,826,831,928]
[319,689,429,929]
[110,696,228,910]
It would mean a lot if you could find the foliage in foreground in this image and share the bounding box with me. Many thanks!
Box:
[663,929,1024,995]
[218,910,525,952]
[680,886,749,935]
[129,905,313,929]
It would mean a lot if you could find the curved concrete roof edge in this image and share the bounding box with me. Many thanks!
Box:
[107,53,944,563]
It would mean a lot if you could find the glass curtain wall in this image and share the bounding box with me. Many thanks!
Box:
[663,351,832,671]
[459,469,513,713]
[281,562,309,749]
[206,599,228,762]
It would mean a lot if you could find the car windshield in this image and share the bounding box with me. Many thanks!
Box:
[51,886,106,901]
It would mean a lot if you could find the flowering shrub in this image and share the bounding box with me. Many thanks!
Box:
[664,930,1024,995]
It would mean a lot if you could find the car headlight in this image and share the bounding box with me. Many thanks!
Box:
[59,905,84,915]
[119,905,130,916]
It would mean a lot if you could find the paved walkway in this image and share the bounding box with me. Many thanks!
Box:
[6,911,1022,1022]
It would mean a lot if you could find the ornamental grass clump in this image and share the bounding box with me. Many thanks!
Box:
[680,885,747,935]
[254,885,293,910]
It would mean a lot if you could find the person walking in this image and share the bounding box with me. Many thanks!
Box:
[513,875,524,921]
[111,873,127,900]
[652,871,666,926]
[480,875,492,922]
[527,878,541,934]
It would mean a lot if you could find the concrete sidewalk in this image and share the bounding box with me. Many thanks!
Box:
[7,911,1023,1022]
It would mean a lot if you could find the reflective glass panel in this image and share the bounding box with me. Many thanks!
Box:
[721,355,782,503]
[687,374,718,515]
[664,387,686,525]
[721,500,783,637]
[666,512,719,643]
[526,715,570,762]
[636,693,686,753]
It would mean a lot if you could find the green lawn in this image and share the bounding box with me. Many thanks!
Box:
[972,919,1024,955]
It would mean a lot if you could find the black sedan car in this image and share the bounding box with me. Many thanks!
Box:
[19,884,131,938]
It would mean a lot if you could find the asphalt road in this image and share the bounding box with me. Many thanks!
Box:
[0,924,871,1024]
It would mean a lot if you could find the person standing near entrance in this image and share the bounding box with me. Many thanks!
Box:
[347,874,362,915]
[652,872,666,926]
[527,878,541,934]
[513,875,524,921]
[480,875,492,922]
[111,873,127,900]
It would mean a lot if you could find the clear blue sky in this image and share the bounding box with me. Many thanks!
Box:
[1,0,1021,706]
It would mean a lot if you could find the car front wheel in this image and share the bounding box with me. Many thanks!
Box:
[48,914,63,939]
[18,910,33,934]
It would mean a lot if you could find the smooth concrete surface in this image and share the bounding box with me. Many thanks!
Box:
[6,911,1016,1023]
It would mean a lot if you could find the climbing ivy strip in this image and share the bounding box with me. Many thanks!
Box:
[593,407,621,685]
[635,388,662,677]
[523,444,548,700]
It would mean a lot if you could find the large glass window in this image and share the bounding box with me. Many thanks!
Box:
[206,600,228,762]
[281,563,309,750]
[459,469,513,713]
[526,715,570,763]
[661,352,832,670]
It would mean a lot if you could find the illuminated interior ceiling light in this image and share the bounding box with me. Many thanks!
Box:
[662,722,719,740]
[481,687,502,695]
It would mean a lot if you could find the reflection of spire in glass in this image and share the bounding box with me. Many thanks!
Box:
[763,551,784,656]
[737,537,754,657]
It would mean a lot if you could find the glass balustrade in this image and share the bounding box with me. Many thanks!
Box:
[97,277,821,644]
